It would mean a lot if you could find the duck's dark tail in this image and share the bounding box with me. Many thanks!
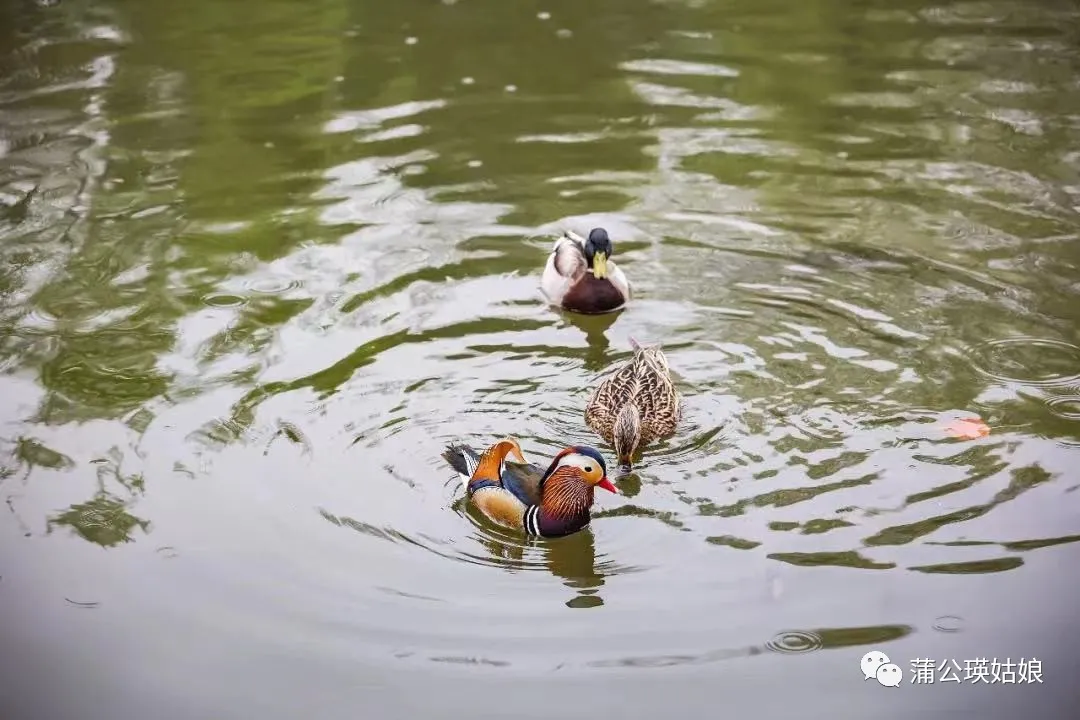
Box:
[441,443,481,489]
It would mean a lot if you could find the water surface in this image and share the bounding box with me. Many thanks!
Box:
[2,0,1080,717]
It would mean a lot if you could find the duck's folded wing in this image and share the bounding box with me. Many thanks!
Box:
[606,260,632,299]
[501,462,546,505]
[552,234,587,278]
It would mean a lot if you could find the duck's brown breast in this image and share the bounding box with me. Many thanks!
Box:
[561,275,626,314]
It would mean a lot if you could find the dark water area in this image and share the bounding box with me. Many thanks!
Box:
[2,0,1080,717]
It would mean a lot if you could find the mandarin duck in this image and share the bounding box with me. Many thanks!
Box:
[540,227,631,314]
[442,438,617,538]
[585,337,683,471]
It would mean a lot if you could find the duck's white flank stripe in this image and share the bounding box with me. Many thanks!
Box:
[523,506,541,536]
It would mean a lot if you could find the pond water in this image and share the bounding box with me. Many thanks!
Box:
[2,0,1079,718]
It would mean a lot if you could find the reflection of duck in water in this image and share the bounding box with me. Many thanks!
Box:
[554,308,621,372]
[586,338,683,471]
[540,228,631,314]
[442,438,617,538]
[468,508,608,608]
[543,529,607,608]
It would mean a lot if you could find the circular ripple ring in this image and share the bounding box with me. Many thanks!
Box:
[765,630,824,654]
[966,337,1080,387]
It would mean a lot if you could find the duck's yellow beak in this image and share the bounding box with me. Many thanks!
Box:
[591,251,608,279]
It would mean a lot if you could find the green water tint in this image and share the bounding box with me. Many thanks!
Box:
[1,0,1078,718]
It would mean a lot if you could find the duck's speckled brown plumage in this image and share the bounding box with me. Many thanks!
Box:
[584,338,682,469]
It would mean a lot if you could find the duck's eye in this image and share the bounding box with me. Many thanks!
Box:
[585,466,593,472]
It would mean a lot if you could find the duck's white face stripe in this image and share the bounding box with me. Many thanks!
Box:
[556,453,598,472]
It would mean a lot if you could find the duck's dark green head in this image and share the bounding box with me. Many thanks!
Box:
[584,228,613,279]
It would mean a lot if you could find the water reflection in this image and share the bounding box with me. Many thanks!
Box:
[44,445,149,546]
[323,499,613,608]
[47,493,149,547]
[551,306,624,371]
[589,623,914,667]
[473,527,610,609]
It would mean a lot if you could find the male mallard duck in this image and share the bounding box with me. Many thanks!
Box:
[540,227,631,314]
[585,337,682,470]
[442,438,617,538]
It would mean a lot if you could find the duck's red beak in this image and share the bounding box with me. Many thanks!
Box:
[597,476,618,494]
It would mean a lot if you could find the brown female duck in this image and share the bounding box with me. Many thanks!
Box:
[585,338,682,470]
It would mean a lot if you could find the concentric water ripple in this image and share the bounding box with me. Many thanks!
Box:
[244,276,304,295]
[765,630,825,655]
[201,293,247,308]
[1046,395,1080,422]
[966,338,1080,387]
[932,615,965,633]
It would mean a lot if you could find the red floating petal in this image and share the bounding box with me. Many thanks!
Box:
[943,417,991,440]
